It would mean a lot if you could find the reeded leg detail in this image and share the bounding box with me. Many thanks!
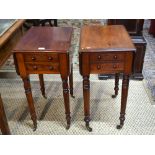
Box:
[112,73,120,98]
[39,74,46,99]
[22,76,37,131]
[117,74,129,129]
[83,76,92,132]
[84,116,92,132]
[69,64,75,98]
[61,77,71,130]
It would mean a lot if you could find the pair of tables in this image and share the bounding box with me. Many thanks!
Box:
[12,25,135,132]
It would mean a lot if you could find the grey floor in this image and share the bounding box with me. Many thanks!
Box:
[0,72,155,135]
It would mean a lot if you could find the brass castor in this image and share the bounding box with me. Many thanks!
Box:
[116,124,123,129]
[43,95,47,99]
[66,124,70,130]
[112,94,117,98]
[33,121,37,131]
[86,123,92,132]
[71,95,75,98]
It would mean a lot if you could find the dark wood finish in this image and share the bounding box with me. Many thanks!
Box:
[23,53,59,62]
[22,76,37,131]
[98,20,146,80]
[0,94,11,135]
[80,25,135,52]
[39,74,46,98]
[98,36,147,80]
[14,27,72,52]
[83,75,92,132]
[117,74,129,129]
[112,73,120,98]
[0,20,25,67]
[13,27,73,130]
[69,64,74,98]
[149,19,155,37]
[90,53,125,62]
[99,19,145,80]
[90,62,124,73]
[61,77,71,129]
[131,36,147,80]
[79,25,136,131]
[108,19,144,36]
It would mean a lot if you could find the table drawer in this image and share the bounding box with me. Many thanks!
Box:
[90,62,124,73]
[23,53,59,63]
[25,63,59,74]
[90,53,124,62]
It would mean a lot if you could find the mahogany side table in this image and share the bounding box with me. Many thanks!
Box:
[79,25,136,131]
[13,27,73,131]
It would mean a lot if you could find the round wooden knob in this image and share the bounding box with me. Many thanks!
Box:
[32,57,36,61]
[113,64,117,69]
[97,65,101,70]
[48,57,53,61]
[113,55,117,59]
[33,66,37,70]
[49,66,54,70]
[98,55,101,59]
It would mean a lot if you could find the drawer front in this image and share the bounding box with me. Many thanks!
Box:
[24,53,59,63]
[25,64,60,74]
[90,53,124,63]
[90,62,124,73]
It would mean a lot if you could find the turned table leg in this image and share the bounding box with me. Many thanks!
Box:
[69,64,74,98]
[39,74,46,98]
[112,73,120,98]
[22,76,37,131]
[83,76,92,132]
[117,74,129,129]
[0,94,11,135]
[61,77,71,130]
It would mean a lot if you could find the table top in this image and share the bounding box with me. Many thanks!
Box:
[79,25,136,52]
[14,26,73,52]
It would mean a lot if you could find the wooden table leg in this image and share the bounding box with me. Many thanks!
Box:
[69,64,74,98]
[0,94,11,135]
[61,77,71,130]
[83,76,92,132]
[39,74,46,98]
[54,19,58,26]
[112,73,120,98]
[117,74,129,129]
[22,76,37,131]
